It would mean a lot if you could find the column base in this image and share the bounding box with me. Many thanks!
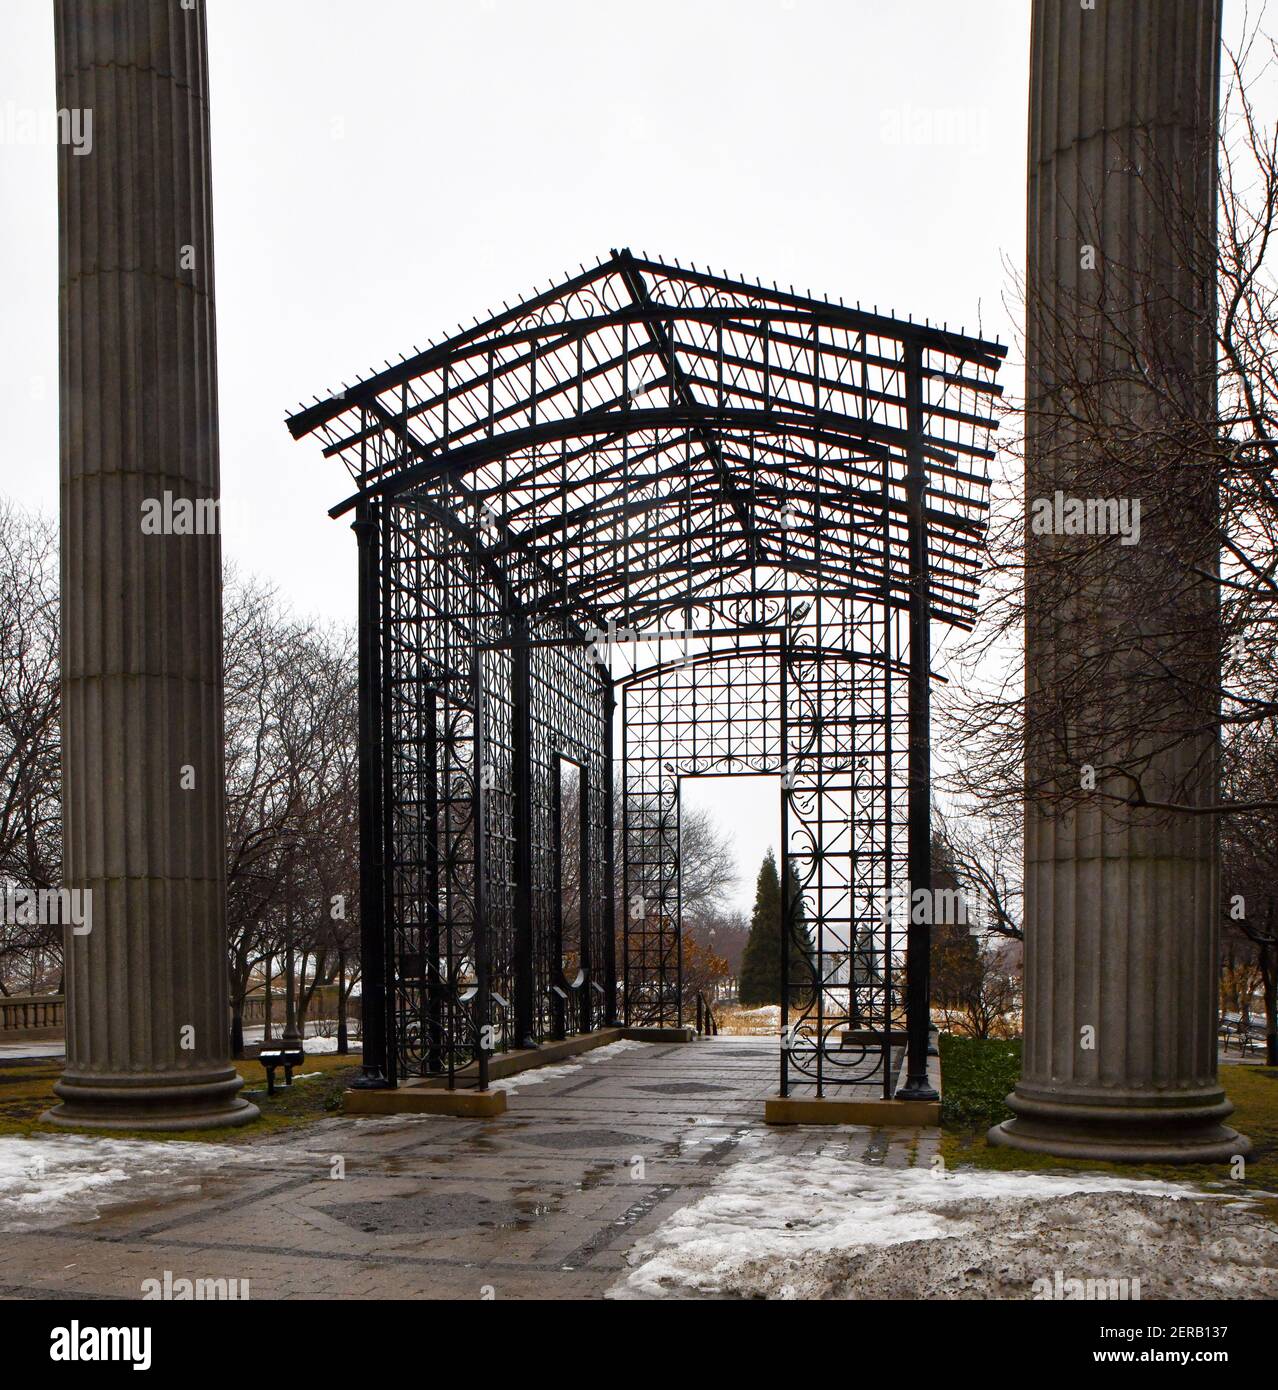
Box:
[42,1068,259,1132]
[988,1088,1250,1165]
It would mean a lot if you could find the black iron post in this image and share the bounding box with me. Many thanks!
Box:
[578,767,592,1033]
[282,886,301,1049]
[472,647,491,1091]
[551,760,567,1041]
[424,689,442,1074]
[602,680,619,1025]
[674,782,683,1028]
[898,342,939,1101]
[350,500,390,1088]
[336,945,349,1055]
[511,620,537,1048]
[779,635,791,1098]
[621,685,631,1027]
[378,519,398,1088]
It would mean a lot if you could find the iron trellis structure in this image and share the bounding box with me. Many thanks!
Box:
[286,249,1005,1098]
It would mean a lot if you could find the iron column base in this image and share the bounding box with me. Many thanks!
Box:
[349,1067,392,1090]
[896,1078,940,1102]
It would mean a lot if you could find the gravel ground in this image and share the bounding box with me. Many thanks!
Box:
[701,1192,1278,1300]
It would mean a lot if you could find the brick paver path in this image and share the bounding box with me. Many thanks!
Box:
[0,1037,934,1300]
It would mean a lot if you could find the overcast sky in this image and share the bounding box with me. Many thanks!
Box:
[0,0,1249,910]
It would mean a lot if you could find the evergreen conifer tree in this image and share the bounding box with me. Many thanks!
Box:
[738,851,816,1006]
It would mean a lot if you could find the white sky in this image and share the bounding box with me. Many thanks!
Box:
[0,0,1252,911]
[682,773,780,917]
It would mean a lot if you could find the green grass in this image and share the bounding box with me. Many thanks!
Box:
[938,1034,1278,1217]
[0,1052,361,1143]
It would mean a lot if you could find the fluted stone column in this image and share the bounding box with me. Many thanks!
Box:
[45,0,256,1130]
[989,0,1245,1162]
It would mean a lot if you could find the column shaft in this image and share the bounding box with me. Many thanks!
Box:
[47,0,255,1129]
[991,0,1244,1161]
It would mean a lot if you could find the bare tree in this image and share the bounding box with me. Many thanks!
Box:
[678,804,738,926]
[942,29,1278,826]
[1219,657,1278,1063]
[934,804,1023,941]
[221,573,358,1055]
[0,503,61,994]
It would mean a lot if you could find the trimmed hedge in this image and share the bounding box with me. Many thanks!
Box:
[939,1033,1022,1128]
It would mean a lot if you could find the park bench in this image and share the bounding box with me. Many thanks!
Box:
[258,1046,305,1095]
[1219,1017,1265,1056]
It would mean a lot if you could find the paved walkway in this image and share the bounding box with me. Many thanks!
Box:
[0,1037,934,1301]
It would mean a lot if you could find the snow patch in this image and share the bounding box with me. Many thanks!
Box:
[583,1040,649,1063]
[0,1136,247,1232]
[609,1154,1249,1300]
[350,1114,444,1130]
[490,1038,649,1091]
[241,1024,360,1055]
[287,1036,361,1056]
[490,1063,582,1094]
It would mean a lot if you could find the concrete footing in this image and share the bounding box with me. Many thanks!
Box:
[765,1094,939,1127]
[624,1026,695,1044]
[343,1087,507,1119]
[765,1041,940,1127]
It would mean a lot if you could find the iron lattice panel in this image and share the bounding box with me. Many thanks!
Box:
[528,629,611,1039]
[380,487,612,1083]
[620,611,906,1095]
[285,249,1004,1094]
[622,647,783,1027]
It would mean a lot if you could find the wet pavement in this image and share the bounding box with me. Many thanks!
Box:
[0,1036,934,1300]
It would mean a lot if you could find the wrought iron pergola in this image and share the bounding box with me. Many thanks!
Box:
[286,248,1004,1099]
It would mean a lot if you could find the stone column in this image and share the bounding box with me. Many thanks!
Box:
[990,0,1244,1162]
[45,0,256,1130]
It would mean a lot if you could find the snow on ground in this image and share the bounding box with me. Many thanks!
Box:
[582,1039,649,1063]
[285,1036,360,1055]
[0,1042,64,1059]
[351,1106,447,1128]
[610,1154,1278,1300]
[490,1039,648,1092]
[491,1063,582,1093]
[349,1114,444,1130]
[242,1024,360,1055]
[0,1135,248,1233]
[0,1027,363,1061]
